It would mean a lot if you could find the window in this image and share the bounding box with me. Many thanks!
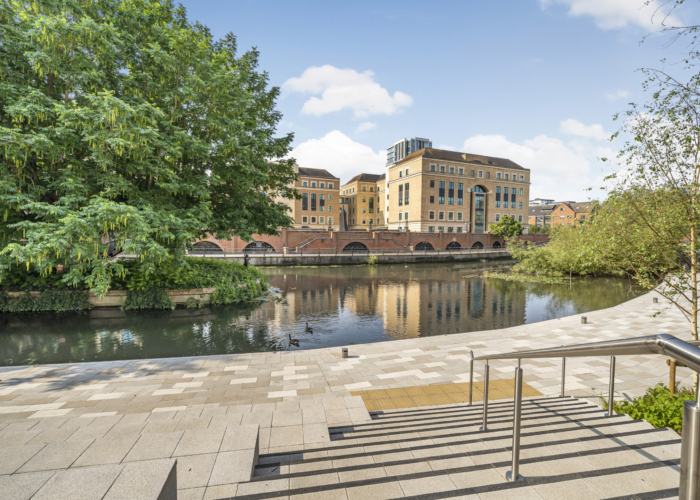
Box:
[429,226,435,233]
[495,214,501,222]
[449,166,455,174]
[430,180,435,188]
[430,195,435,204]
[567,215,572,219]
[329,195,333,201]
[404,183,409,205]
[440,165,445,173]
[398,185,403,206]
[311,216,316,223]
[519,188,523,196]
[302,216,308,223]
[329,217,333,225]
[312,182,316,188]
[520,176,524,182]
[581,215,586,220]
[439,181,445,204]
[448,212,454,221]
[399,213,402,221]
[311,194,317,211]
[478,170,483,178]
[320,216,325,223]
[319,194,325,211]
[431,164,436,172]
[518,215,523,223]
[362,186,367,191]
[438,211,445,220]
[560,207,565,211]
[505,174,509,180]
[471,170,475,177]
[457,212,463,221]
[438,226,444,232]
[405,168,409,176]
[370,186,374,192]
[459,168,464,175]
[320,182,325,188]
[519,202,523,209]
[362,218,366,225]
[497,173,501,179]
[404,211,408,221]
[399,171,403,178]
[511,201,516,209]
[329,206,333,212]
[302,193,308,210]
[456,227,463,233]
[486,172,490,178]
[457,182,464,205]
[329,183,333,189]
[362,207,366,213]
[303,181,308,187]
[447,181,454,205]
[429,211,435,220]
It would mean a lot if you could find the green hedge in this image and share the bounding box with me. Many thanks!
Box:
[0,258,268,312]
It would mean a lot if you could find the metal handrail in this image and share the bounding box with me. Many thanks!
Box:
[470,334,700,496]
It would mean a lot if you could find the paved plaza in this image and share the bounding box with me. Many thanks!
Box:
[0,289,693,499]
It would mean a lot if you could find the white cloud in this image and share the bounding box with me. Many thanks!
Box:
[356,122,376,133]
[437,144,457,151]
[539,0,681,30]
[606,89,629,102]
[283,65,413,118]
[291,131,385,184]
[462,134,601,201]
[560,119,610,140]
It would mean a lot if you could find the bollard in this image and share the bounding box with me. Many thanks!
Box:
[606,356,615,416]
[680,400,700,499]
[653,297,659,303]
[506,367,524,482]
[342,347,348,359]
[581,316,587,324]
[480,363,489,431]
[560,357,566,397]
[468,351,474,406]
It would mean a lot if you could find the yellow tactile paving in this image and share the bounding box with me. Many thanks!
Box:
[351,378,542,411]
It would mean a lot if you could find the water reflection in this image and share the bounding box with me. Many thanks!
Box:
[0,261,643,366]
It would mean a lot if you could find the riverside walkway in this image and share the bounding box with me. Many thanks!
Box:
[0,289,690,499]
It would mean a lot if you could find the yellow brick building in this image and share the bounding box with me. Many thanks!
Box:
[277,165,340,230]
[340,173,386,230]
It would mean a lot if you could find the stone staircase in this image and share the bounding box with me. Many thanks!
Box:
[242,396,682,499]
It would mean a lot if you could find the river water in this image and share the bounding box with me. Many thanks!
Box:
[0,261,644,366]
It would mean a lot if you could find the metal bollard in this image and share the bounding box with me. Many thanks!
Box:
[680,400,700,499]
[342,347,348,359]
[506,367,524,482]
[606,356,616,416]
[581,316,587,324]
[468,351,474,406]
[561,357,566,397]
[480,363,489,431]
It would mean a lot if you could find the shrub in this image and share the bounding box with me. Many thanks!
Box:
[366,255,378,266]
[0,290,91,313]
[123,289,174,310]
[602,383,695,433]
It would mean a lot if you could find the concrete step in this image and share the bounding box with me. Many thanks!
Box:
[242,396,681,499]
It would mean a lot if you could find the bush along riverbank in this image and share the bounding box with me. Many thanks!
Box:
[0,258,268,313]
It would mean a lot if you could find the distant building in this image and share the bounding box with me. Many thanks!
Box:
[387,137,432,165]
[550,201,595,227]
[340,173,386,230]
[276,165,340,230]
[529,198,555,206]
[528,204,556,227]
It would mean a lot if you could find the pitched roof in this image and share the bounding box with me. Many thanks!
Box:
[555,201,595,213]
[395,148,527,171]
[297,167,339,180]
[529,204,556,216]
[343,173,385,185]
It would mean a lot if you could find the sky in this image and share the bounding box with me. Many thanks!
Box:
[178,0,698,202]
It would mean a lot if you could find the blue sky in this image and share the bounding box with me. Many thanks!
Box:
[179,0,697,201]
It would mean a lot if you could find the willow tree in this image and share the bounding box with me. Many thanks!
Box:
[0,0,297,295]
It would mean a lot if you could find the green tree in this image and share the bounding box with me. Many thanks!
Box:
[0,0,297,296]
[489,216,523,238]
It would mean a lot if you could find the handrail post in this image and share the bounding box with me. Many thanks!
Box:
[480,362,489,431]
[680,399,700,499]
[468,351,474,405]
[506,367,524,482]
[560,356,566,397]
[606,355,616,416]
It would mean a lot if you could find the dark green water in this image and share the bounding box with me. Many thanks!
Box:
[0,261,644,366]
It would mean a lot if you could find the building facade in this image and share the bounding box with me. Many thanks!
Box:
[340,173,386,230]
[387,137,432,165]
[550,201,594,227]
[277,166,340,230]
[528,204,555,227]
[384,149,530,233]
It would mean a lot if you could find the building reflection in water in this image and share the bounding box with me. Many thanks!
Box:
[0,262,641,366]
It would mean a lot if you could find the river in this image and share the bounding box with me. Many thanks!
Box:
[0,261,644,366]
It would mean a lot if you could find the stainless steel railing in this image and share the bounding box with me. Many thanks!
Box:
[469,334,700,496]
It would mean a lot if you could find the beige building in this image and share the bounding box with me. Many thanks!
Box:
[340,173,386,230]
[385,149,530,233]
[277,165,340,230]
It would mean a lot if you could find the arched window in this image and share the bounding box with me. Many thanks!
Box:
[446,242,461,251]
[492,241,501,249]
[415,242,434,251]
[471,242,484,249]
[342,242,369,253]
[471,185,487,193]
[244,241,275,253]
[191,241,223,254]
